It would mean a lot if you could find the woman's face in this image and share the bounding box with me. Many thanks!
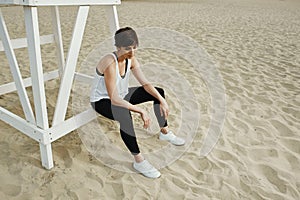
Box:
[119,45,137,59]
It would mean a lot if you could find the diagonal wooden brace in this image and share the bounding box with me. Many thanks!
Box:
[0,9,35,124]
[52,6,90,126]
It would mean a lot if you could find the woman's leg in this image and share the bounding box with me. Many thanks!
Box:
[123,88,185,146]
[91,98,161,178]
[124,87,168,129]
[91,99,140,156]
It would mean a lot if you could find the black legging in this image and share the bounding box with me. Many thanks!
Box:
[91,86,168,155]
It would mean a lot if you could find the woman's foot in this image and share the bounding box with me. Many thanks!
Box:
[133,160,161,178]
[159,130,185,146]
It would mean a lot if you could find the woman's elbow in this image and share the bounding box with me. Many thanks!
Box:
[110,97,117,105]
[142,82,151,88]
[110,96,121,106]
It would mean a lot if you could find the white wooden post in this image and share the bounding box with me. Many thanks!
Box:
[106,5,120,36]
[0,9,35,124]
[51,6,65,77]
[24,7,49,129]
[52,6,90,126]
[24,7,53,169]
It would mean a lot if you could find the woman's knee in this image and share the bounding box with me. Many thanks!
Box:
[155,87,165,98]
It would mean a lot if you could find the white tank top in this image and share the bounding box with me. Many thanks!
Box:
[90,53,131,102]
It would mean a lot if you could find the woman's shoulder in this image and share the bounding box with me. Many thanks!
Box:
[101,53,116,66]
[97,53,116,72]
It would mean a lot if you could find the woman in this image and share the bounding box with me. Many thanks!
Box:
[90,27,185,178]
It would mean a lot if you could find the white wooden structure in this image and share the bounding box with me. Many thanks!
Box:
[0,0,120,169]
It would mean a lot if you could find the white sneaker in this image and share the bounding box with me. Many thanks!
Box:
[133,160,161,178]
[159,131,185,146]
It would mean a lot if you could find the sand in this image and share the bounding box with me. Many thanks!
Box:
[0,0,300,199]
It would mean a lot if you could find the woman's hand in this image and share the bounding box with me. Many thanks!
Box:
[160,99,169,119]
[140,109,151,129]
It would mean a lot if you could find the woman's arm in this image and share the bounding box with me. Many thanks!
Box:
[131,57,169,119]
[102,56,150,127]
[102,56,139,112]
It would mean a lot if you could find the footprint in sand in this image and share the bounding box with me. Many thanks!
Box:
[0,184,22,197]
[0,141,10,165]
[248,148,278,162]
[281,138,300,155]
[54,146,73,168]
[281,106,299,119]
[270,119,295,137]
[258,164,287,194]
[283,152,300,172]
[232,118,249,133]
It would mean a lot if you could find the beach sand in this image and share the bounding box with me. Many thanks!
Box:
[0,0,300,199]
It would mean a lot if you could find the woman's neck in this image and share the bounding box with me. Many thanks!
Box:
[116,51,126,62]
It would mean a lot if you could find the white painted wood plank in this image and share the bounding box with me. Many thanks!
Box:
[52,6,89,126]
[0,9,35,123]
[24,6,49,129]
[24,7,53,168]
[0,0,21,6]
[0,34,54,51]
[0,69,59,95]
[0,106,42,142]
[74,72,93,85]
[39,143,53,169]
[0,0,121,6]
[49,108,97,142]
[106,5,119,38]
[51,6,64,77]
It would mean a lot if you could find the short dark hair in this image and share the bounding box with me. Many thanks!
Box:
[114,27,139,48]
